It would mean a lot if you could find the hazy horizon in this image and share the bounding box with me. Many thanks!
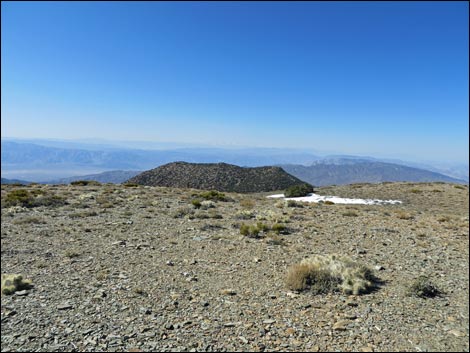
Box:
[2,135,469,167]
[2,2,469,163]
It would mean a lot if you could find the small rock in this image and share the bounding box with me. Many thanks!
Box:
[448,329,466,337]
[239,336,248,344]
[263,319,276,325]
[220,289,236,296]
[15,290,29,296]
[285,328,295,335]
[140,307,152,315]
[57,303,73,310]
[332,320,350,331]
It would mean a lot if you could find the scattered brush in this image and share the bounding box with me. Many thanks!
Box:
[2,189,66,208]
[286,254,377,295]
[408,276,441,298]
[287,200,304,208]
[342,211,358,217]
[240,198,255,209]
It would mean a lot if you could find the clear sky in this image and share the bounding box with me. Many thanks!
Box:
[1,1,469,162]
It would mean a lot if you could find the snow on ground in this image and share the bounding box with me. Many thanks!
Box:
[267,193,402,205]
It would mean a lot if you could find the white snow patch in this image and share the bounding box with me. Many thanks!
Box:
[267,193,402,205]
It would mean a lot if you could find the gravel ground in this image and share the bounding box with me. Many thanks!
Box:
[1,182,468,352]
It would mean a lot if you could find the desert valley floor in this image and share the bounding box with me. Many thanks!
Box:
[1,182,469,352]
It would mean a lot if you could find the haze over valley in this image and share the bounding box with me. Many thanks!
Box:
[2,138,468,185]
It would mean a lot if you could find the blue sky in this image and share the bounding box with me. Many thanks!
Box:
[1,1,468,162]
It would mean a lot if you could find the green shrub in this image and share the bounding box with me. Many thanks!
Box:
[123,182,139,187]
[1,274,33,295]
[240,223,251,236]
[2,189,66,208]
[71,180,101,186]
[284,183,314,198]
[198,190,227,201]
[272,223,288,234]
[3,189,34,207]
[256,222,269,232]
[240,222,268,238]
[191,199,202,209]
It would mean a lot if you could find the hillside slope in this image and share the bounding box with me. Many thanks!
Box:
[127,162,306,192]
[45,170,141,184]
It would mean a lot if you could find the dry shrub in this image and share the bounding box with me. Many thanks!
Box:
[408,276,441,298]
[1,274,33,295]
[240,198,255,209]
[286,254,377,295]
[396,211,414,220]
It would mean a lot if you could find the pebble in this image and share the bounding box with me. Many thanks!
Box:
[239,336,249,344]
[57,303,73,310]
[333,320,350,331]
[14,290,29,296]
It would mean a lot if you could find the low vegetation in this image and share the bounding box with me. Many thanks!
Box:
[1,274,33,295]
[286,254,377,295]
[2,189,66,208]
[197,190,228,202]
[71,180,101,186]
[240,221,289,237]
[408,276,441,298]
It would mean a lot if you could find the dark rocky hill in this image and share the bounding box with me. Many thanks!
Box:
[127,162,306,192]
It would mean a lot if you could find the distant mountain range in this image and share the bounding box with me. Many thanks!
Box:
[281,159,466,186]
[1,140,320,181]
[127,162,306,193]
[1,139,468,185]
[1,178,31,185]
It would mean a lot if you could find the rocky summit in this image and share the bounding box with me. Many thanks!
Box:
[127,162,307,193]
[1,181,468,352]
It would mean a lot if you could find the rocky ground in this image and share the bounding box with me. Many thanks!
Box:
[1,182,468,352]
